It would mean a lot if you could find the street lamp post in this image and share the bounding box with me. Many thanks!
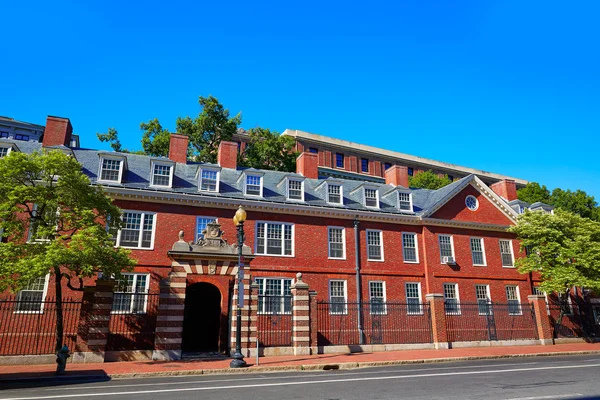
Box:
[230,205,248,368]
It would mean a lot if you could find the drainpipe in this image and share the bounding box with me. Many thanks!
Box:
[354,216,365,345]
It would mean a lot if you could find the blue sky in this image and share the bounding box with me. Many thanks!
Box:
[2,1,599,198]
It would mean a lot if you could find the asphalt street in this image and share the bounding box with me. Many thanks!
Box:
[2,354,600,400]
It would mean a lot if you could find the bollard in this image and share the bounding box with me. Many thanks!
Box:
[56,345,70,375]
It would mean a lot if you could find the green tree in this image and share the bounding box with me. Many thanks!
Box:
[517,182,551,204]
[408,170,452,190]
[0,150,136,353]
[550,188,599,221]
[140,118,172,157]
[97,128,122,152]
[239,128,299,172]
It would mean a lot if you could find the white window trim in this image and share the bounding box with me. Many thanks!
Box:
[327,226,346,260]
[500,239,515,268]
[363,186,380,209]
[255,277,293,315]
[198,167,221,193]
[443,282,461,315]
[244,173,264,197]
[0,145,12,157]
[405,282,423,315]
[505,285,522,315]
[366,229,384,262]
[114,210,157,250]
[401,232,419,263]
[326,182,344,205]
[286,178,305,202]
[438,234,456,263]
[14,274,50,314]
[470,237,487,266]
[397,190,413,212]
[150,160,174,188]
[328,280,348,315]
[111,273,150,315]
[465,195,479,211]
[98,155,125,183]
[369,281,387,315]
[476,284,492,315]
[254,221,295,257]
[195,216,218,242]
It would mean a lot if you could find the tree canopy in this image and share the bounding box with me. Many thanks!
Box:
[408,170,452,190]
[0,150,136,351]
[239,128,299,172]
[517,182,600,221]
[508,209,600,297]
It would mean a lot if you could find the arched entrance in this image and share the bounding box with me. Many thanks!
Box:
[182,282,222,353]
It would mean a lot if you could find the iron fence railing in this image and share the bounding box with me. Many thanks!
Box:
[0,297,81,356]
[107,293,160,351]
[256,295,293,347]
[317,301,432,346]
[445,303,538,342]
[549,302,598,339]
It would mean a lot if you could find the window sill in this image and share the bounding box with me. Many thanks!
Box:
[110,311,148,315]
[403,260,419,264]
[115,245,155,251]
[328,257,347,261]
[473,264,487,267]
[97,179,122,184]
[367,259,385,262]
[150,184,172,189]
[502,265,516,268]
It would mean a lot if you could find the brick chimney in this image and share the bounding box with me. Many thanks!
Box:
[42,116,72,147]
[385,165,409,187]
[168,134,189,164]
[296,152,318,179]
[218,141,238,169]
[490,179,518,201]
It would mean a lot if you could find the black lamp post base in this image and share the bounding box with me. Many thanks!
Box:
[229,352,247,368]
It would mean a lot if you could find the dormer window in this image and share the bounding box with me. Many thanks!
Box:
[0,146,10,158]
[150,161,174,188]
[364,187,379,208]
[327,183,343,205]
[99,156,125,183]
[287,178,304,201]
[245,174,263,196]
[398,191,413,212]
[199,167,221,192]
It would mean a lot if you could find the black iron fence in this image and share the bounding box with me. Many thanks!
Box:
[549,302,598,339]
[445,303,538,342]
[317,301,433,346]
[256,295,293,347]
[107,293,160,351]
[0,297,82,356]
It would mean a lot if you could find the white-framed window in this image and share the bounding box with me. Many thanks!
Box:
[470,238,486,266]
[329,280,347,314]
[287,178,304,201]
[499,240,514,267]
[327,183,343,205]
[402,232,418,263]
[195,216,217,242]
[99,156,124,182]
[366,229,383,261]
[199,168,220,192]
[398,191,413,212]
[476,284,492,315]
[26,203,57,243]
[369,281,386,315]
[15,275,49,313]
[533,286,551,315]
[328,227,346,259]
[256,222,294,256]
[114,211,156,249]
[112,273,149,314]
[364,187,379,208]
[405,282,422,314]
[465,195,479,211]
[505,285,522,315]
[560,293,574,315]
[0,146,11,158]
[443,283,460,315]
[255,278,292,314]
[151,162,173,187]
[245,174,263,196]
[438,235,454,263]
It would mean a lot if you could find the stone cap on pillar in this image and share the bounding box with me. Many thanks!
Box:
[291,272,309,290]
[425,293,445,300]
[528,295,547,301]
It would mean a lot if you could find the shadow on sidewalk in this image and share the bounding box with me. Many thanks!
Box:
[0,369,110,390]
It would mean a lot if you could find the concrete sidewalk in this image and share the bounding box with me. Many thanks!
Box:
[2,343,600,382]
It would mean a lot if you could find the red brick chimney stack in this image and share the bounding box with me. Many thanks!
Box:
[168,134,189,164]
[296,152,319,179]
[217,141,238,169]
[42,116,73,147]
[490,179,518,201]
[385,165,409,187]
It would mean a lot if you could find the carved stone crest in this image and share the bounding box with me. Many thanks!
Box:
[195,221,228,248]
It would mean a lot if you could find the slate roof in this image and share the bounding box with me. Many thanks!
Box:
[0,140,511,217]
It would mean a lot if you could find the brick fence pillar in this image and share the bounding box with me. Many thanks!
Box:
[231,270,253,357]
[152,267,187,360]
[309,290,318,352]
[248,282,260,357]
[426,293,449,349]
[73,279,116,363]
[528,295,554,345]
[291,273,311,356]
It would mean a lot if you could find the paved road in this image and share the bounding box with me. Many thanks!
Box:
[2,354,600,400]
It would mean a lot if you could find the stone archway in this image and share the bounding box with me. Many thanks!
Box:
[182,282,222,353]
